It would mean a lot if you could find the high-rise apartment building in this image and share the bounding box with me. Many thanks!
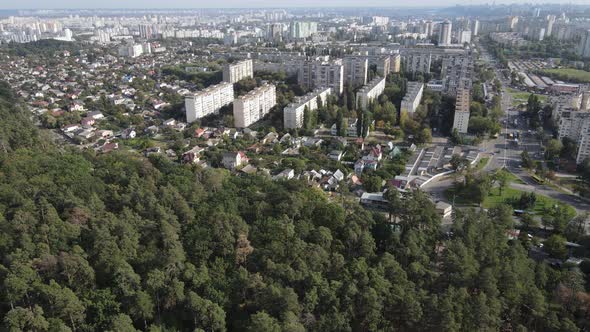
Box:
[223,59,254,84]
[578,30,590,58]
[185,82,234,123]
[546,15,556,36]
[368,55,390,76]
[439,20,452,45]
[289,21,318,39]
[508,16,519,31]
[356,77,386,110]
[283,88,332,129]
[459,30,472,44]
[139,24,153,39]
[401,82,424,115]
[343,56,368,88]
[267,23,283,42]
[233,84,277,128]
[118,44,144,58]
[298,60,344,95]
[472,20,479,36]
[577,121,590,164]
[452,88,471,133]
[390,54,401,73]
[424,21,434,37]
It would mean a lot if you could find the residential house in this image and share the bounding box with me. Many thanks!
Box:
[163,118,176,127]
[273,168,295,181]
[182,146,205,164]
[121,128,137,139]
[100,142,119,153]
[87,111,104,120]
[329,150,345,161]
[436,201,453,218]
[81,117,95,127]
[63,124,81,133]
[222,151,248,170]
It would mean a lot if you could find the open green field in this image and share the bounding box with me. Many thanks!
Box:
[445,170,573,216]
[507,88,547,106]
[539,68,590,83]
[481,186,575,217]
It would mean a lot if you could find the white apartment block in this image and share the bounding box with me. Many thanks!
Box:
[298,60,344,95]
[452,88,471,134]
[356,77,386,110]
[118,44,144,58]
[459,30,472,44]
[403,53,432,73]
[254,60,302,76]
[233,84,277,128]
[552,91,590,163]
[401,82,424,115]
[283,87,332,129]
[390,54,401,73]
[185,82,234,123]
[577,121,590,164]
[222,59,253,83]
[343,56,368,88]
[578,30,590,58]
[557,110,590,143]
[289,21,318,39]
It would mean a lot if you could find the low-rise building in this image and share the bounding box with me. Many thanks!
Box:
[222,151,248,170]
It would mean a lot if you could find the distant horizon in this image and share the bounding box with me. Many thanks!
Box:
[1,0,588,11]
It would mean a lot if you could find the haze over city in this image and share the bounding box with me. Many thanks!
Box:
[0,1,589,331]
[1,0,588,9]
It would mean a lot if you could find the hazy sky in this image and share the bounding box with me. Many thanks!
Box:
[0,0,572,10]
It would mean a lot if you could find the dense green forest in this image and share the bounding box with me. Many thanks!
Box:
[0,80,589,331]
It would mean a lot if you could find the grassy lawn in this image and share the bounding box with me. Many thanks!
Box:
[508,89,547,107]
[482,186,575,217]
[444,169,572,216]
[539,68,590,83]
[475,157,490,171]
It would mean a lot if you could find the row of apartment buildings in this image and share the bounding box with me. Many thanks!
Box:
[185,82,277,128]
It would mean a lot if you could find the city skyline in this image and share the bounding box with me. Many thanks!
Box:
[1,0,587,10]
